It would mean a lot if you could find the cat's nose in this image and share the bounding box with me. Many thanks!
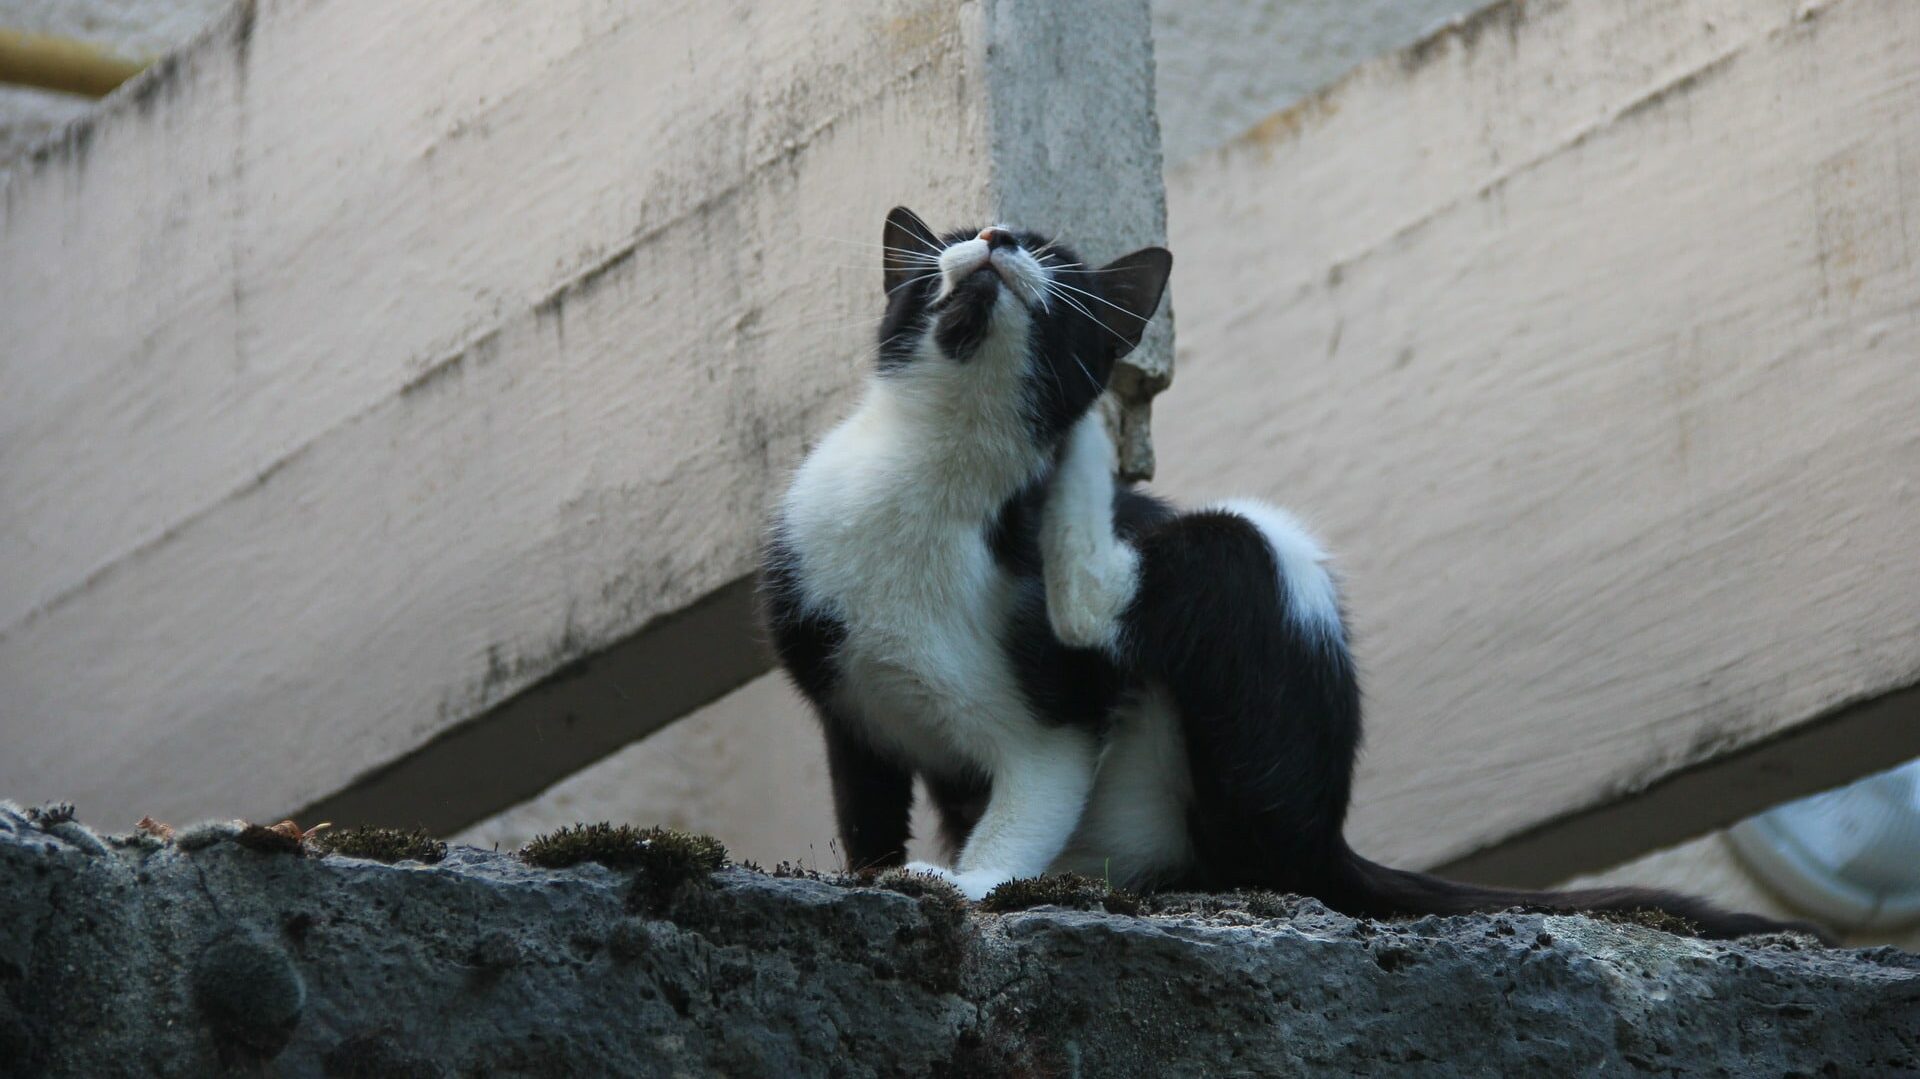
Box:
[977,227,1017,251]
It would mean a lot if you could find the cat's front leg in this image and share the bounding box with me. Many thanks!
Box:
[907,726,1099,900]
[1041,410,1138,654]
[820,713,915,873]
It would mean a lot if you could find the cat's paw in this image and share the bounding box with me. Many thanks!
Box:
[1047,545,1138,652]
[948,869,1014,902]
[900,862,1010,901]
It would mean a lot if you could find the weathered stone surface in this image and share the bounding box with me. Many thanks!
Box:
[2,806,1915,1077]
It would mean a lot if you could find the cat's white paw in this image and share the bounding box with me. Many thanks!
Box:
[948,869,1014,902]
[1047,544,1138,651]
[899,862,1010,901]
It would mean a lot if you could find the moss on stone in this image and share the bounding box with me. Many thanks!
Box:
[875,869,972,941]
[312,827,447,865]
[1586,907,1704,937]
[234,824,306,857]
[521,823,725,873]
[980,874,1142,916]
[520,823,727,913]
[874,869,975,992]
[875,868,966,906]
[1143,890,1307,920]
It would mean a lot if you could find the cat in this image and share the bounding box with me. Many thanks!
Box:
[760,206,1822,941]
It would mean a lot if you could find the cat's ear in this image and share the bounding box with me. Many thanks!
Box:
[882,207,939,295]
[1093,247,1173,355]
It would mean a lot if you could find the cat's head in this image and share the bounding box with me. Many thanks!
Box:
[875,206,1171,441]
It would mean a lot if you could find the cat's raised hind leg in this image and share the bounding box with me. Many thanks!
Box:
[1041,410,1138,654]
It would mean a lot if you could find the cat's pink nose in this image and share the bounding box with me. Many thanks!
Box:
[977,227,1017,251]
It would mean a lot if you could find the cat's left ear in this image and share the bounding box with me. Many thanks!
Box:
[883,207,940,296]
[1094,247,1173,355]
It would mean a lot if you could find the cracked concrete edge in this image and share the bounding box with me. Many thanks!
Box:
[2,803,1914,1077]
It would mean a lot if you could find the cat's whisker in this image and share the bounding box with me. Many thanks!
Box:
[807,235,945,262]
[886,270,945,294]
[1041,283,1138,349]
[1046,278,1154,323]
[1068,353,1102,394]
[1039,259,1134,275]
[1040,283,1100,325]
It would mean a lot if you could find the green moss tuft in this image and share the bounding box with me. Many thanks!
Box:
[768,860,832,882]
[521,822,725,872]
[875,868,967,907]
[876,869,972,940]
[521,823,727,913]
[311,826,447,865]
[1585,907,1703,937]
[979,873,1141,916]
[1143,890,1304,920]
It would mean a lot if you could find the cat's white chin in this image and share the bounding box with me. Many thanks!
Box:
[900,861,1011,902]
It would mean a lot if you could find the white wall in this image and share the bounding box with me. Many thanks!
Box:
[1151,0,1470,165]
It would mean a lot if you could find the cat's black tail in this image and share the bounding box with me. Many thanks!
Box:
[1325,843,1832,942]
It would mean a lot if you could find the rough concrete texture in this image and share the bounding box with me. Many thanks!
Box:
[3,806,1915,1078]
[0,85,87,181]
[1150,0,1471,164]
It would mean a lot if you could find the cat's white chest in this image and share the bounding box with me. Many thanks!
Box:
[781,396,1039,771]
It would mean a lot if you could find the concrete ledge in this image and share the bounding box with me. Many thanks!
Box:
[3,805,1914,1076]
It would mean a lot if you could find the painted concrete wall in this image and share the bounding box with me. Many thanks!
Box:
[0,0,1472,183]
[469,0,1920,889]
[0,0,1168,828]
[1152,0,1470,165]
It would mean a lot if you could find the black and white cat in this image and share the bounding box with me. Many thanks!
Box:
[761,206,1816,939]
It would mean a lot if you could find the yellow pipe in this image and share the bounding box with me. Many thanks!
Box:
[0,29,146,98]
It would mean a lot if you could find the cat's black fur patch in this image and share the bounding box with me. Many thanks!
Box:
[763,531,911,871]
[1122,510,1360,893]
[932,270,1000,361]
[759,530,845,706]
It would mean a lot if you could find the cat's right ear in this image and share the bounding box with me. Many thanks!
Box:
[1093,247,1173,356]
[883,206,939,295]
